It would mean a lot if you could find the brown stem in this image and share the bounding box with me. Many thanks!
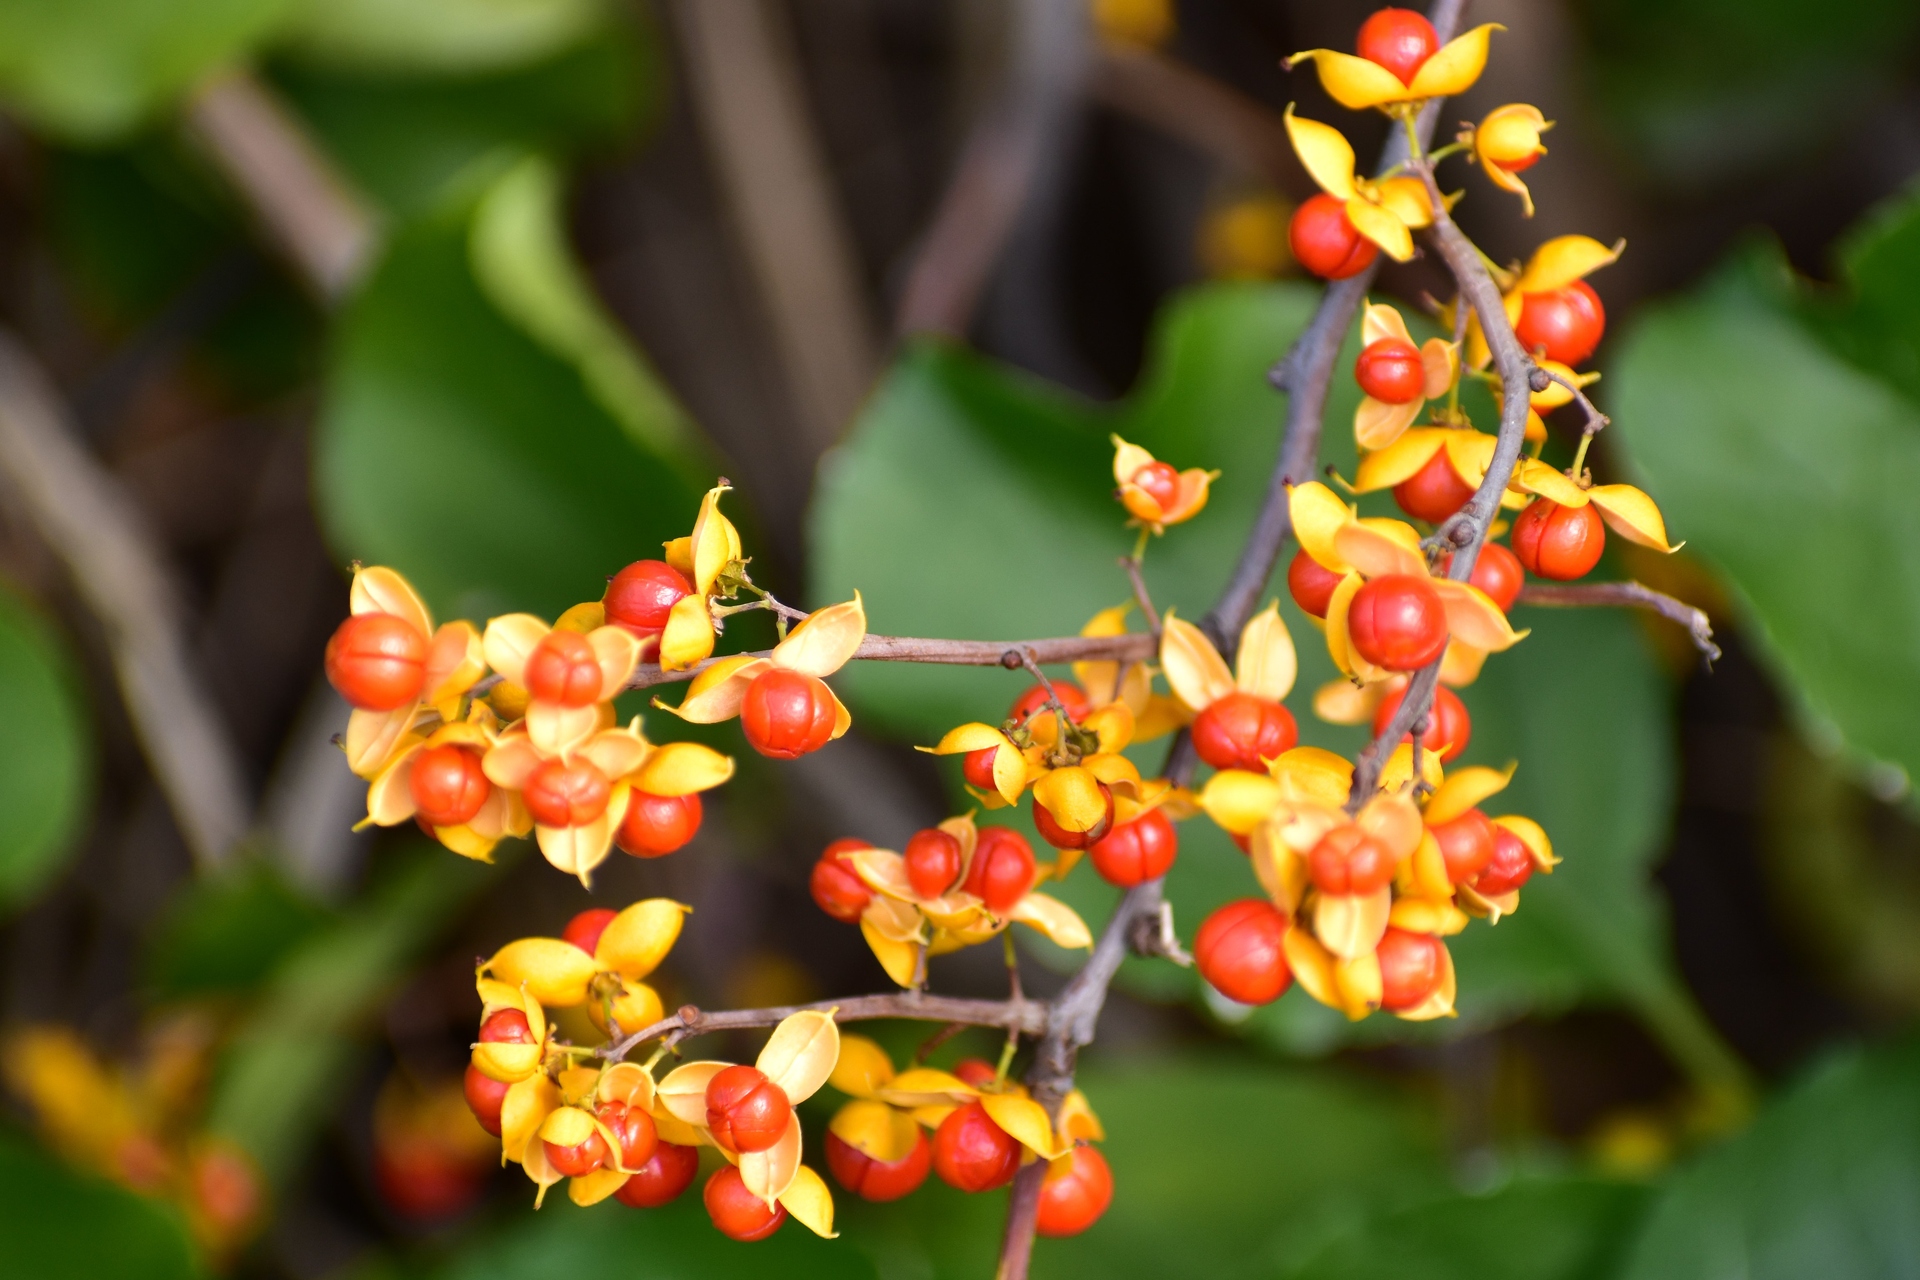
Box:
[627,631,1156,691]
[1519,581,1719,661]
[597,992,1048,1063]
[1536,365,1610,439]
[1121,555,1162,634]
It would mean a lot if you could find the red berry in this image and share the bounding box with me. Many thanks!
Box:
[1511,499,1605,580]
[810,838,874,922]
[1355,338,1424,404]
[479,1009,534,1044]
[1008,681,1092,725]
[523,757,611,828]
[932,1102,1021,1193]
[561,908,617,956]
[1129,461,1182,513]
[1088,809,1178,888]
[1377,927,1445,1010]
[375,1140,484,1221]
[617,790,702,857]
[1355,7,1439,84]
[325,612,427,710]
[1393,447,1476,524]
[597,1100,659,1173]
[1307,826,1396,896]
[1372,683,1471,763]
[1515,280,1605,366]
[604,560,693,637]
[1034,783,1114,851]
[524,629,604,707]
[740,669,838,759]
[1469,542,1524,612]
[904,827,964,899]
[409,744,490,828]
[1289,193,1378,280]
[705,1065,791,1154]
[1474,824,1535,895]
[1430,808,1497,883]
[825,1129,932,1202]
[962,745,1001,791]
[614,1140,700,1208]
[1190,691,1298,773]
[544,1127,608,1177]
[1288,550,1345,619]
[1036,1145,1114,1238]
[1347,574,1449,671]
[951,1058,998,1088]
[463,1063,509,1137]
[704,1165,786,1240]
[1194,899,1291,1005]
[964,826,1037,913]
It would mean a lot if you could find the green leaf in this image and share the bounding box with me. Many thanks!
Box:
[205,847,499,1185]
[0,0,296,141]
[273,33,652,219]
[1284,1176,1653,1280]
[0,1129,202,1280]
[1613,238,1920,788]
[276,0,607,74]
[314,158,709,624]
[145,859,335,999]
[1620,1035,1920,1280]
[0,582,89,910]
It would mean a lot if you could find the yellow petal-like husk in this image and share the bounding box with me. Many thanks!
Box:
[1336,517,1427,579]
[1513,234,1624,295]
[1389,895,1470,936]
[1010,892,1092,949]
[1392,941,1457,1021]
[501,1073,561,1164]
[1282,106,1358,197]
[657,654,767,722]
[596,898,690,980]
[772,594,867,678]
[1312,677,1383,727]
[1356,791,1425,860]
[1345,197,1413,263]
[471,1041,542,1083]
[1057,1089,1105,1143]
[1158,611,1234,712]
[925,722,1014,755]
[1588,485,1679,552]
[1323,573,1363,679]
[424,621,486,708]
[1270,748,1355,809]
[1335,952,1385,1020]
[1431,579,1528,652]
[1353,396,1425,453]
[579,724,650,781]
[1509,458,1591,507]
[878,1068,979,1108]
[1289,48,1413,111]
[757,1010,840,1105]
[1353,429,1448,492]
[1313,887,1392,960]
[1033,767,1108,834]
[350,565,433,635]
[526,701,601,760]
[1198,769,1279,836]
[860,917,921,988]
[1493,813,1558,870]
[1109,435,1156,487]
[1371,176,1435,229]
[344,704,418,779]
[829,1099,918,1161]
[1406,23,1502,98]
[536,803,621,889]
[1234,601,1296,701]
[1288,481,1353,571]
[634,740,735,795]
[1085,702,1137,755]
[689,484,737,597]
[1361,301,1413,348]
[1282,925,1341,1011]
[597,1062,657,1113]
[778,1164,837,1239]
[481,733,542,792]
[739,1113,802,1205]
[1439,640,1489,688]
[981,1093,1069,1161]
[482,614,549,690]
[364,740,424,826]
[1421,338,1458,400]
[656,1061,731,1126]
[586,626,642,702]
[486,938,599,1009]
[1377,741,1444,795]
[828,1036,895,1099]
[1402,830,1453,899]
[1442,430,1497,487]
[657,594,716,673]
[569,1166,631,1207]
[1423,762,1517,825]
[555,601,604,634]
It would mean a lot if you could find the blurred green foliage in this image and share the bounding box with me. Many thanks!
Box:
[0,1129,203,1279]
[0,583,89,909]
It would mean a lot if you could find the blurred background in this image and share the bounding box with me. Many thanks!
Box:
[0,0,1917,1276]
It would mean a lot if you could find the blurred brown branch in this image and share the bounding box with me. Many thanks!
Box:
[600,992,1050,1062]
[1520,580,1720,661]
[1090,46,1297,187]
[624,630,1157,692]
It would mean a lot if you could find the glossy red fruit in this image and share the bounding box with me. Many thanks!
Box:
[1347,574,1450,671]
[706,1066,791,1154]
[463,1063,509,1137]
[810,838,874,922]
[1190,691,1298,773]
[375,1139,484,1221]
[1515,279,1605,366]
[1372,683,1471,763]
[1393,447,1476,523]
[325,613,427,710]
[951,1058,998,1089]
[597,1100,659,1173]
[523,758,611,828]
[1307,827,1395,896]
[409,744,490,828]
[704,1165,786,1240]
[1194,899,1291,1005]
[1511,499,1605,580]
[1288,550,1346,619]
[1430,808,1497,883]
[1008,681,1092,725]
[604,560,693,637]
[615,1140,700,1207]
[1088,810,1178,888]
[1356,7,1439,84]
[544,1127,608,1178]
[479,1009,534,1044]
[1034,783,1114,851]
[963,826,1037,913]
[617,790,702,857]
[1129,461,1182,513]
[825,1129,932,1202]
[524,629,604,707]
[1355,338,1424,404]
[932,1102,1021,1193]
[1036,1145,1114,1238]
[740,669,838,759]
[962,745,1001,791]
[1470,542,1524,612]
[1474,824,1535,895]
[1290,193,1378,280]
[562,908,617,956]
[905,827,964,899]
[1377,927,1445,1010]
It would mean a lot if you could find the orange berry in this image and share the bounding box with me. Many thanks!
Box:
[615,1140,699,1207]
[1034,782,1114,851]
[962,745,1001,791]
[325,612,427,710]
[463,1063,509,1137]
[603,559,692,638]
[904,827,964,899]
[950,1058,998,1088]
[524,629,604,707]
[704,1165,786,1240]
[561,908,616,956]
[963,825,1037,913]
[1430,807,1497,883]
[617,790,702,857]
[1347,574,1449,671]
[543,1126,608,1178]
[1194,899,1290,1005]
[1306,826,1396,896]
[1036,1145,1114,1237]
[1129,460,1182,514]
[1190,691,1298,772]
[1469,542,1524,612]
[825,1129,932,1202]
[1393,447,1476,523]
[1088,809,1178,888]
[522,757,611,828]
[1287,549,1345,619]
[705,1065,791,1154]
[408,743,490,828]
[1008,680,1091,724]
[1474,824,1535,895]
[1512,499,1605,580]
[1355,337,1424,404]
[1515,280,1605,366]
[1372,683,1471,763]
[597,1100,658,1173]
[740,669,838,759]
[478,1008,534,1044]
[1355,7,1439,84]
[810,838,874,922]
[1377,927,1445,1010]
[932,1102,1021,1193]
[1289,193,1378,280]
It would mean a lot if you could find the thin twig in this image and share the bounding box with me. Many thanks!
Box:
[598,993,1049,1064]
[629,630,1156,691]
[1519,581,1719,661]
[1121,556,1162,634]
[1536,365,1609,438]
